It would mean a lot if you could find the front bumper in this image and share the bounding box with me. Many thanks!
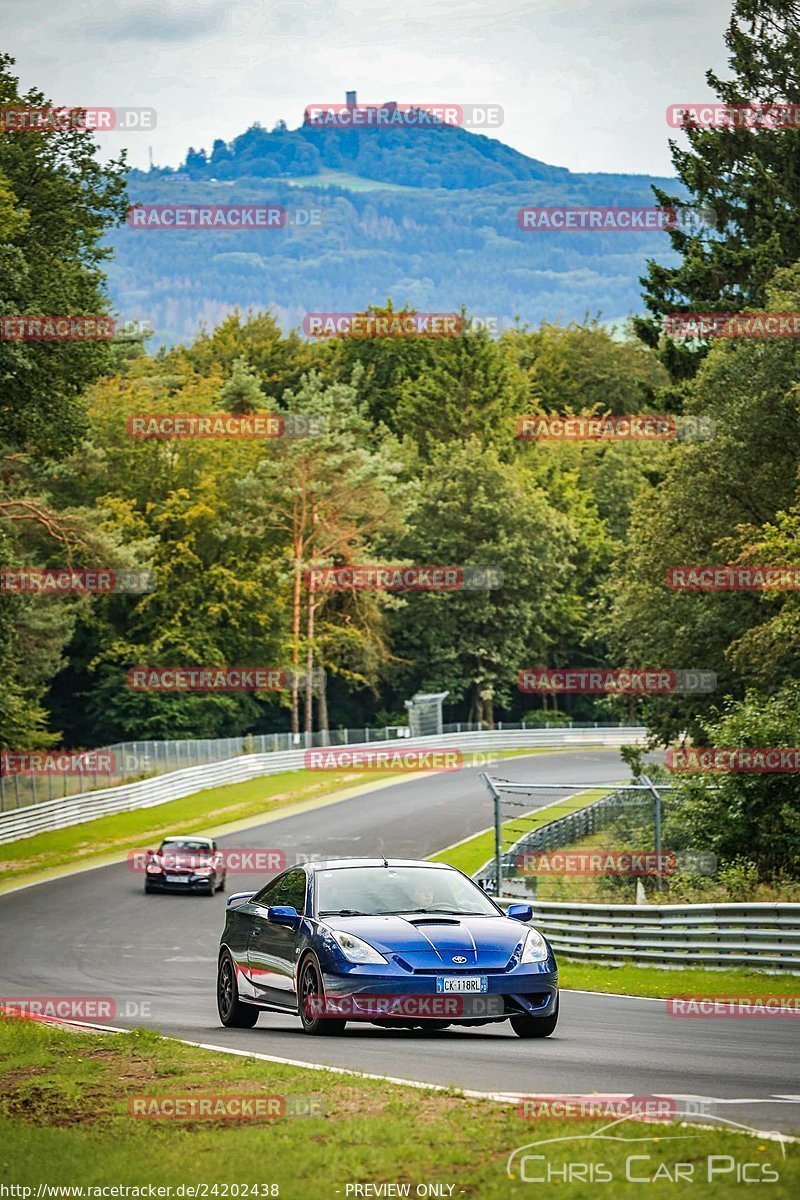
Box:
[145,874,215,892]
[319,960,558,1023]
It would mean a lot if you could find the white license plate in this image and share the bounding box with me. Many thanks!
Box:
[436,976,488,993]
[165,875,190,883]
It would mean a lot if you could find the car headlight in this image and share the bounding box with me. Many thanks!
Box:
[330,929,388,965]
[146,863,162,874]
[520,928,549,964]
[194,866,213,875]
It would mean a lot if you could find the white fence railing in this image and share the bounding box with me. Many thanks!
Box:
[0,727,645,845]
[498,898,800,972]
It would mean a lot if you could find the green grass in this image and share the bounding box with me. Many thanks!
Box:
[428,786,612,876]
[0,1017,795,1198]
[559,960,800,996]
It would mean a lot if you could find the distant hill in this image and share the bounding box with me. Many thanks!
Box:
[107,102,685,347]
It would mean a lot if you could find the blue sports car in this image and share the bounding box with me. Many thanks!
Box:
[216,858,558,1037]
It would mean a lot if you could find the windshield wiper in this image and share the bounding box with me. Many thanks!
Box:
[318,909,369,917]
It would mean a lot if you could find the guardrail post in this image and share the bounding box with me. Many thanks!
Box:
[642,775,663,893]
[479,772,504,895]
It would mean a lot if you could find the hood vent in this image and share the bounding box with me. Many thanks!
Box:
[407,917,461,926]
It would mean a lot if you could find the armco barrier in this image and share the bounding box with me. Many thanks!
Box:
[497,898,800,972]
[0,727,645,845]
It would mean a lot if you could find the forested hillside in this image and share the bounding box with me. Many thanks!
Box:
[109,118,684,346]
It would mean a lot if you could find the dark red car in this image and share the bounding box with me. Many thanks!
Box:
[144,835,226,896]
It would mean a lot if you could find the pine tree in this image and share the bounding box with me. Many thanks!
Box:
[219,358,264,414]
[636,0,800,377]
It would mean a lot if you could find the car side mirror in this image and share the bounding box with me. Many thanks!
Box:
[507,903,533,923]
[268,904,300,927]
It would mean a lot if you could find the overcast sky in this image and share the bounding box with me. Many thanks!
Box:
[8,0,734,175]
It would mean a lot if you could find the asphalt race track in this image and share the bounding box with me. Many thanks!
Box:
[1,749,798,1134]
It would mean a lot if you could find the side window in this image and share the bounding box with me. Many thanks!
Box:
[252,876,281,907]
[271,869,307,914]
[253,869,306,914]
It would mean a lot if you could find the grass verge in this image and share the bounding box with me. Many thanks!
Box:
[559,960,800,997]
[0,1017,795,1198]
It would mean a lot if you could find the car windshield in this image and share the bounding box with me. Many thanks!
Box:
[316,866,500,918]
[160,840,212,853]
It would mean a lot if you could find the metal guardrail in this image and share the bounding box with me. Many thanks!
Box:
[0,727,646,845]
[497,897,800,972]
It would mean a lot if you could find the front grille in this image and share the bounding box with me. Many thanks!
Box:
[412,967,509,975]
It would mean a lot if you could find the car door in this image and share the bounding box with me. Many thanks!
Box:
[247,868,307,1008]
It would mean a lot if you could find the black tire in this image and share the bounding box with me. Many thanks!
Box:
[510,997,559,1039]
[218,875,226,893]
[144,883,155,894]
[217,951,259,1028]
[298,956,346,1036]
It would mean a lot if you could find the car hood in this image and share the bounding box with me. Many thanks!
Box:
[322,913,531,969]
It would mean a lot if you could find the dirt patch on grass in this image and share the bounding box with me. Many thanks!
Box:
[0,1043,159,1127]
